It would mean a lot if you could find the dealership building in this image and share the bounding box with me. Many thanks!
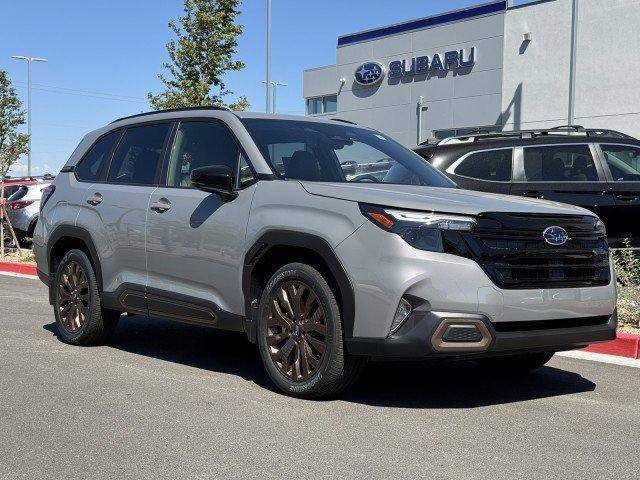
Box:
[303,0,640,146]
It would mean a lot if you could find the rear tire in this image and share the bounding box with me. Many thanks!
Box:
[257,263,364,398]
[53,249,120,345]
[475,351,555,374]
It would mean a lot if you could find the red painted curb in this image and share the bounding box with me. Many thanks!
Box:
[584,333,640,359]
[0,261,38,277]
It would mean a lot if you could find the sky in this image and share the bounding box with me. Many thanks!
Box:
[0,0,528,176]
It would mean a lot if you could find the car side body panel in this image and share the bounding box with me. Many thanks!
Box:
[75,183,153,292]
[145,184,258,316]
[33,174,90,275]
[245,180,366,252]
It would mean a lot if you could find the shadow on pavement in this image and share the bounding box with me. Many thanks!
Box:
[44,315,596,408]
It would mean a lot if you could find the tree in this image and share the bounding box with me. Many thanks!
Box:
[0,70,28,183]
[148,0,249,111]
[0,70,29,256]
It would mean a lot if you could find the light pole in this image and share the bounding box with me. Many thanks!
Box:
[11,55,48,177]
[262,80,288,113]
[265,0,272,113]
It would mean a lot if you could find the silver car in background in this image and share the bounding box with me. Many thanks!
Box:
[6,181,52,243]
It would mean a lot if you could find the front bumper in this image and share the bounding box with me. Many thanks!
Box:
[335,221,618,339]
[345,310,617,359]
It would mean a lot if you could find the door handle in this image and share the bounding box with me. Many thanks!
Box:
[615,194,639,202]
[87,193,103,206]
[523,191,543,199]
[150,198,171,213]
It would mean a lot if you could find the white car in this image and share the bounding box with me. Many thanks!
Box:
[6,181,53,244]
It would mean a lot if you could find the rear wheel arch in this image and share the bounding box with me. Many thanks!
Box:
[242,231,356,342]
[48,226,103,293]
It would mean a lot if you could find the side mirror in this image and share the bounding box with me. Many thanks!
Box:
[190,165,238,200]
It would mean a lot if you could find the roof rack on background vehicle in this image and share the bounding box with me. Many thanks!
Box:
[110,105,229,124]
[437,125,635,145]
[331,118,358,125]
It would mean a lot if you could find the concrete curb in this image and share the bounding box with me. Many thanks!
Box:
[584,333,640,359]
[0,261,37,277]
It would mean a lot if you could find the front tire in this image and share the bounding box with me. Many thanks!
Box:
[53,249,120,345]
[257,263,364,398]
[475,351,555,374]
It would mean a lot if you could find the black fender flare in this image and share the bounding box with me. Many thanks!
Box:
[242,230,356,339]
[27,215,39,237]
[47,225,104,292]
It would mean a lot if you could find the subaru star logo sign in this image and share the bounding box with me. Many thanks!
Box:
[354,62,385,86]
[543,226,570,246]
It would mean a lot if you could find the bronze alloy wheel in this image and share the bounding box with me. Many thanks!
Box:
[57,261,89,333]
[267,280,328,381]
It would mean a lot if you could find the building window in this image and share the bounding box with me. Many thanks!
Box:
[306,95,337,115]
[433,126,502,140]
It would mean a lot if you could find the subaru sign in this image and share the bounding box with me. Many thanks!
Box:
[543,226,570,246]
[389,47,476,79]
[354,62,385,86]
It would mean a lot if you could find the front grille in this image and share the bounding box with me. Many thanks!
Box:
[455,213,611,289]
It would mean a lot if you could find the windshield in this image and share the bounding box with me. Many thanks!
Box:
[241,118,455,188]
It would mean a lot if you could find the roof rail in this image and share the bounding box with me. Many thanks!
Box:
[331,118,358,125]
[110,105,229,124]
[437,125,635,145]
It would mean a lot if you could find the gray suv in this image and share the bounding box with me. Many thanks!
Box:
[34,107,617,398]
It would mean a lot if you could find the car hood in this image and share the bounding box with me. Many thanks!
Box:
[300,182,593,217]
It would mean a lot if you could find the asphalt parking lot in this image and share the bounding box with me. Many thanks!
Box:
[1,274,638,480]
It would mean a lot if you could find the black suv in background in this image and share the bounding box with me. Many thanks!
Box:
[415,126,640,247]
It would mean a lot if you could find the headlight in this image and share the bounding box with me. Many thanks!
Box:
[594,218,606,235]
[360,204,476,252]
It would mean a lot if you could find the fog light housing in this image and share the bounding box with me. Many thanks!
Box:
[389,297,412,335]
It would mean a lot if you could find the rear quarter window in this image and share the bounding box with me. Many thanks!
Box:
[452,149,512,181]
[75,130,121,182]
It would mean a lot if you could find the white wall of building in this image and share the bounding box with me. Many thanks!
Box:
[502,0,640,136]
[304,8,506,146]
[304,0,640,144]
[574,0,640,136]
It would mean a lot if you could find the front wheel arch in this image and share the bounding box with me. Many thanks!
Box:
[242,231,356,342]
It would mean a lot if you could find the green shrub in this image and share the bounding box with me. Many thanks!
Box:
[612,240,640,328]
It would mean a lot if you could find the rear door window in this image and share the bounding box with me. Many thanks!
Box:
[601,144,640,181]
[107,123,171,185]
[453,149,512,181]
[523,145,599,182]
[75,130,121,182]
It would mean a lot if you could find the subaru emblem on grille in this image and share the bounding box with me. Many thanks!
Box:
[543,226,569,246]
